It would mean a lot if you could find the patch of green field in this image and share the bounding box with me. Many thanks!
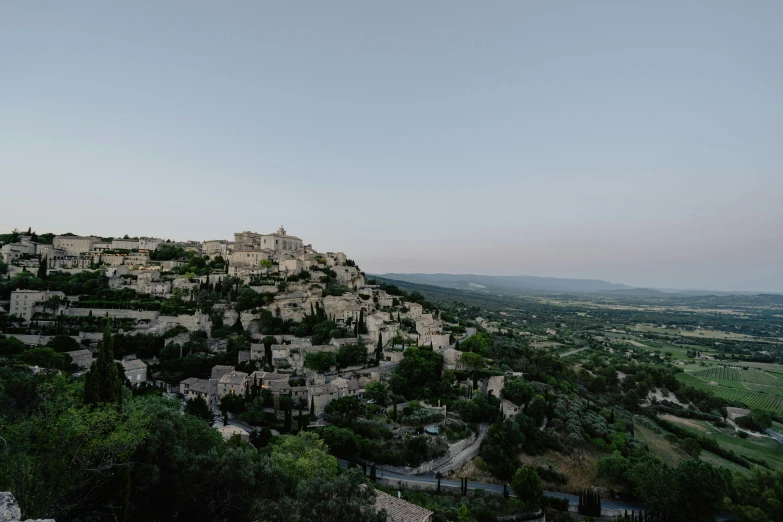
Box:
[709,379,747,389]
[709,432,783,469]
[634,424,687,466]
[700,450,750,475]
[652,414,783,471]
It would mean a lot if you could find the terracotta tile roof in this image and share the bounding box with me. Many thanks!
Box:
[373,489,433,522]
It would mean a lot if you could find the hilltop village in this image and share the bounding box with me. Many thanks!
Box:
[2,227,783,522]
[1,227,476,439]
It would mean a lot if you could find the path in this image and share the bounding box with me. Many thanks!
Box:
[559,347,589,358]
[428,423,489,474]
[766,427,783,445]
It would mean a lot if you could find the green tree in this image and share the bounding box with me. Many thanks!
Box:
[596,450,631,483]
[364,381,389,405]
[511,466,543,512]
[389,346,443,399]
[503,378,534,407]
[84,326,124,407]
[460,352,485,386]
[184,395,214,424]
[270,431,340,482]
[305,351,337,373]
[336,342,367,368]
[16,347,72,371]
[679,437,702,458]
[460,332,490,354]
[728,467,783,522]
[37,256,47,279]
[47,334,80,353]
[0,386,147,520]
[270,468,386,522]
[262,335,277,367]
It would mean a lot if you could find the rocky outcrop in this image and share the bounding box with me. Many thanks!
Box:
[0,492,54,522]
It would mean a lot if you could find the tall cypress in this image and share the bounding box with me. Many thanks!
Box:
[84,324,128,521]
[37,256,48,279]
[84,325,124,407]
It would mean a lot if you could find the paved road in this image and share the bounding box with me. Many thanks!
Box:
[340,459,645,512]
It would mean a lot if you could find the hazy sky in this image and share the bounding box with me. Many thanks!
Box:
[1,2,781,292]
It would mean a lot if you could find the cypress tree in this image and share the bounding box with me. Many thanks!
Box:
[310,397,315,416]
[84,325,124,407]
[376,332,383,359]
[37,256,47,279]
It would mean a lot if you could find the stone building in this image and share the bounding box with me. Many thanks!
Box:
[66,349,94,369]
[217,371,249,398]
[53,235,98,255]
[9,290,65,321]
[234,227,303,253]
[111,238,139,250]
[120,356,147,386]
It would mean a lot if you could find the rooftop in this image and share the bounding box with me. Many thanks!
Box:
[373,489,433,522]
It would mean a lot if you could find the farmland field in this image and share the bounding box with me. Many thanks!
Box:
[743,383,783,397]
[691,367,783,386]
[676,373,783,415]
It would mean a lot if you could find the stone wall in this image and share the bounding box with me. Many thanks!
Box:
[62,309,159,321]
[382,430,477,475]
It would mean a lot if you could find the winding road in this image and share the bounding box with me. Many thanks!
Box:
[340,459,646,512]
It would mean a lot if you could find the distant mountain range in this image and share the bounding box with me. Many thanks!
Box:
[370,273,769,297]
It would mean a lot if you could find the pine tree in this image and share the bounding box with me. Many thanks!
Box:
[84,325,124,407]
[37,256,47,279]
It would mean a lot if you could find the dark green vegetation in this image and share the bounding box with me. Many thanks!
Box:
[0,333,388,522]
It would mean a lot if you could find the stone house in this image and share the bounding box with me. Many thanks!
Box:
[405,302,423,318]
[307,383,339,415]
[120,356,147,386]
[66,349,93,369]
[181,377,219,406]
[217,371,249,398]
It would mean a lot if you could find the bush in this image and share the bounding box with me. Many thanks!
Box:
[543,496,570,512]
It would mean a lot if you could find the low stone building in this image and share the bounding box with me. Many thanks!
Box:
[120,356,147,386]
[373,489,433,522]
[66,349,93,369]
[180,377,219,406]
[217,371,249,398]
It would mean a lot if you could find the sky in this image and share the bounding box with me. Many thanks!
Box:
[1,1,781,292]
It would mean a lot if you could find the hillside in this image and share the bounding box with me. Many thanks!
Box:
[373,273,634,294]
